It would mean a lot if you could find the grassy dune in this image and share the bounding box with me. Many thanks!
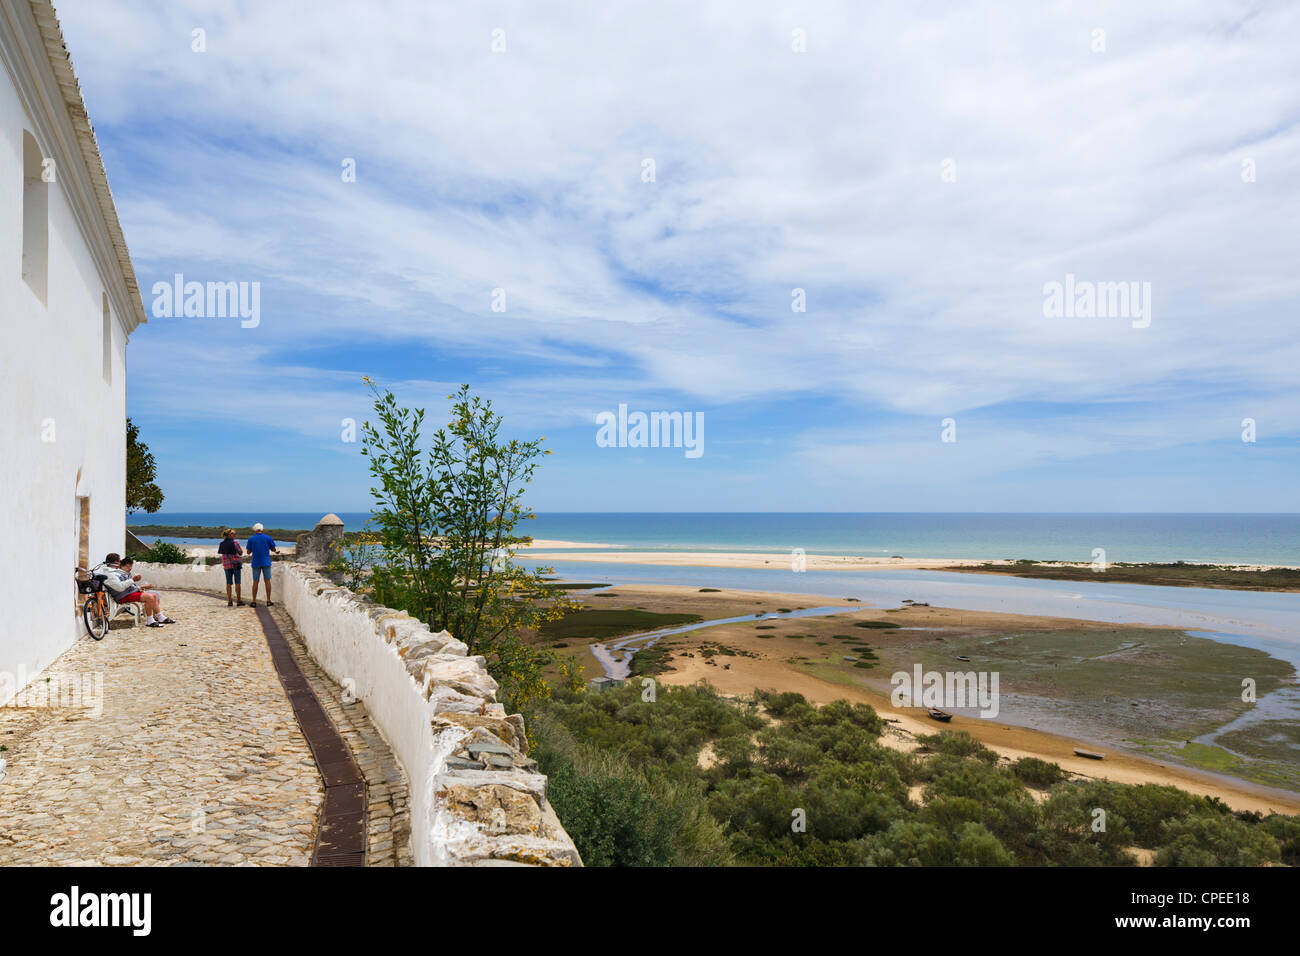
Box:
[948,560,1300,591]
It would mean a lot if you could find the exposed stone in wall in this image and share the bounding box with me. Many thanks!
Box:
[356,587,581,867]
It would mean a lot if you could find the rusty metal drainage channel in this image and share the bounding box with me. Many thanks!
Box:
[254,605,366,866]
[166,589,367,866]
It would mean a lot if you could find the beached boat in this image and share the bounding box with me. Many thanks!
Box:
[1073,748,1105,760]
[927,708,953,722]
[955,655,971,661]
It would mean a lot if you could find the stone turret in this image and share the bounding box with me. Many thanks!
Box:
[296,513,345,566]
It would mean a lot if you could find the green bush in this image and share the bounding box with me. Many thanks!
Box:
[1260,813,1300,866]
[1155,815,1281,867]
[145,539,191,564]
[530,711,732,866]
[1011,757,1067,789]
[860,820,1015,867]
[916,731,999,765]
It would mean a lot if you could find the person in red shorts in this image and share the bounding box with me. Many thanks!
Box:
[96,553,175,627]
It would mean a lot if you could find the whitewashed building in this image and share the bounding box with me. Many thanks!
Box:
[0,2,146,703]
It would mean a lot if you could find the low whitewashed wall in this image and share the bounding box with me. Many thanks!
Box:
[137,560,580,867]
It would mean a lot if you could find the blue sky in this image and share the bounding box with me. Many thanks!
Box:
[59,1,1300,512]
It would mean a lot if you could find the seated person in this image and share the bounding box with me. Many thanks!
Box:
[119,557,152,591]
[95,553,175,627]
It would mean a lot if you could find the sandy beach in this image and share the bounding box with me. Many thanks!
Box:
[525,548,993,571]
[526,539,618,550]
[524,545,1298,574]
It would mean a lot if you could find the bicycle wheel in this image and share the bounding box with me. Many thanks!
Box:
[83,594,109,640]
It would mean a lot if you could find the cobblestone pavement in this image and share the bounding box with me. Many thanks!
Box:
[0,591,322,865]
[268,605,413,866]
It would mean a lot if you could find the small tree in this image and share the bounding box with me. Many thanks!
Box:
[559,655,586,693]
[360,380,576,711]
[126,418,164,515]
[328,526,381,592]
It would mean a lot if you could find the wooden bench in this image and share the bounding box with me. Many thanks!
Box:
[111,595,143,628]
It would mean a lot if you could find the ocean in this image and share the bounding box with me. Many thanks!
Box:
[128,512,1300,565]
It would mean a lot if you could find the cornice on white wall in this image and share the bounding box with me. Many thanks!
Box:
[0,0,147,338]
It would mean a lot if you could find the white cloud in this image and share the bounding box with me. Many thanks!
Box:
[59,0,1300,488]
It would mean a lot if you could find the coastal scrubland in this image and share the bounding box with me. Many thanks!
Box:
[531,683,1300,866]
[531,585,1300,804]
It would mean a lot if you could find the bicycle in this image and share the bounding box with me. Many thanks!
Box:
[75,566,111,640]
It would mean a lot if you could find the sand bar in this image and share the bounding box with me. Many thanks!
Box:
[526,549,992,571]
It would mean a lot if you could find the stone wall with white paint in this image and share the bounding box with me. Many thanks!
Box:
[136,560,581,867]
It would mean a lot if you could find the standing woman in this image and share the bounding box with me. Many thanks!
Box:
[218,528,245,607]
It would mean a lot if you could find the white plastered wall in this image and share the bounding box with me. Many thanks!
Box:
[0,68,128,704]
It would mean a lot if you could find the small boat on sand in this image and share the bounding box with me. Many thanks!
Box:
[1073,748,1105,760]
[955,655,971,662]
[927,708,953,722]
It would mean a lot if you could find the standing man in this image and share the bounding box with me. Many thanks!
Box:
[246,522,279,607]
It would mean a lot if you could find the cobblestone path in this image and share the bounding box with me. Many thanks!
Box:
[0,590,324,865]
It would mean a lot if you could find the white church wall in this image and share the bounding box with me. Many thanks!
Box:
[0,44,130,704]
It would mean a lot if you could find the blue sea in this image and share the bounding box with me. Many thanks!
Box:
[128,512,1300,566]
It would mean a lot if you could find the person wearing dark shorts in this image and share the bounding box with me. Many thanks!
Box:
[246,523,279,607]
[218,529,245,607]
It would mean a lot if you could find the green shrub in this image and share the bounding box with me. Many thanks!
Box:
[860,820,1014,867]
[1155,815,1281,867]
[916,731,999,765]
[533,681,1298,867]
[145,539,191,564]
[530,711,732,866]
[1011,757,1067,789]
[758,691,812,719]
[1260,813,1300,866]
